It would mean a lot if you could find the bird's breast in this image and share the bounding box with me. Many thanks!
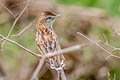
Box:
[37,25,57,41]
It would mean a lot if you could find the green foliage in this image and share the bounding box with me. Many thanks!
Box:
[57,0,97,7]
[109,68,120,80]
[57,0,120,16]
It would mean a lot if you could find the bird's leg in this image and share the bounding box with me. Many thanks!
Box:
[57,71,60,80]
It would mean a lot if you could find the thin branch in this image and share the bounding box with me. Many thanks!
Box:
[102,33,109,45]
[98,40,120,52]
[11,22,33,37]
[0,32,85,59]
[10,1,27,8]
[112,48,120,52]
[109,20,120,37]
[98,40,115,49]
[45,44,85,58]
[0,3,16,18]
[77,32,120,59]
[31,44,84,80]
[1,31,84,80]
[0,34,41,58]
[59,69,67,80]
[98,34,120,52]
[0,38,4,42]
[1,0,31,48]
[31,58,45,80]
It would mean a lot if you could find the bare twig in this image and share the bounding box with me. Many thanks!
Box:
[98,40,115,49]
[98,40,120,52]
[98,34,120,52]
[102,34,109,45]
[77,32,120,59]
[45,44,85,58]
[31,58,45,80]
[0,3,16,18]
[98,34,120,59]
[0,32,85,59]
[1,30,84,80]
[10,1,27,8]
[1,34,84,80]
[31,44,84,80]
[109,20,120,37]
[0,34,41,58]
[0,38,4,42]
[11,22,33,37]
[1,0,31,48]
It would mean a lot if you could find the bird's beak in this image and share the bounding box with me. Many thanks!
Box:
[56,14,63,18]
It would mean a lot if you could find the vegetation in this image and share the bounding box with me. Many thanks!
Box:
[0,0,120,80]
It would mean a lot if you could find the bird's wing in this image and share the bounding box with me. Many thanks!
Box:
[35,26,57,54]
[56,40,65,61]
[35,30,48,55]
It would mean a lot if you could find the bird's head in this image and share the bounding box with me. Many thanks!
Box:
[38,10,62,27]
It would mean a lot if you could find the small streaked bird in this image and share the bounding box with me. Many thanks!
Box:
[35,10,66,80]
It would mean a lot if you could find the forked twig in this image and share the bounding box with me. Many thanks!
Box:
[11,17,39,37]
[31,44,84,80]
[0,38,4,42]
[10,1,27,8]
[77,32,120,59]
[3,33,84,80]
[0,3,16,18]
[45,44,85,58]
[1,0,32,48]
[102,34,109,45]
[11,22,33,37]
[98,40,120,51]
[0,31,85,60]
[0,31,85,80]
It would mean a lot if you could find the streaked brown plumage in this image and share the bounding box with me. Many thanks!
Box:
[35,11,65,70]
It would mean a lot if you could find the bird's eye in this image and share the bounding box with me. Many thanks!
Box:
[48,16,52,19]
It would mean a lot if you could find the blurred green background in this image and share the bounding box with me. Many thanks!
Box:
[57,0,120,16]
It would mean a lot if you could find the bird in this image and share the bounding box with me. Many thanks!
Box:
[35,10,65,71]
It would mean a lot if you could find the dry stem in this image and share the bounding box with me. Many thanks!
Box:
[77,32,120,59]
[1,0,31,48]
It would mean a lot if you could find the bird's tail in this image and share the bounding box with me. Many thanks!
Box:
[48,53,67,80]
[49,55,65,71]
